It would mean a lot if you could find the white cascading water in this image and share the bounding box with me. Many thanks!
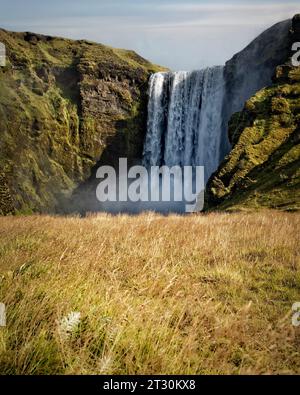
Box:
[143,67,225,183]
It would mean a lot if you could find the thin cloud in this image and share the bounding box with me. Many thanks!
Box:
[0,1,298,70]
[158,2,300,12]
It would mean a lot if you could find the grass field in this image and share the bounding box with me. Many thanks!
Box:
[0,211,299,374]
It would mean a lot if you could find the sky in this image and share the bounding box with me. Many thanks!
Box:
[0,0,299,70]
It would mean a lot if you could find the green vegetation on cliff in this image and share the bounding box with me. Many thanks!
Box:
[205,15,300,212]
[205,65,300,211]
[0,29,164,214]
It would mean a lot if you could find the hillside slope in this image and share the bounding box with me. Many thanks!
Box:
[205,15,300,211]
[0,30,163,214]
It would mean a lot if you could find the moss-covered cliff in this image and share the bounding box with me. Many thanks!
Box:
[0,29,164,214]
[205,15,300,211]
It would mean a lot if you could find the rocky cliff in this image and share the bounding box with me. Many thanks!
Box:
[220,18,292,159]
[0,29,163,214]
[206,14,300,211]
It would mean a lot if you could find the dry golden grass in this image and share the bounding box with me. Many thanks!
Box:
[0,210,299,374]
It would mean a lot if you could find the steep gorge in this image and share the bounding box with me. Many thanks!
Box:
[0,15,299,214]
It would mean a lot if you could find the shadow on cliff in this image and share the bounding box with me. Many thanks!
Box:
[65,113,146,215]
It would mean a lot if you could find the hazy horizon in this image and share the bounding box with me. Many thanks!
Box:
[0,0,299,70]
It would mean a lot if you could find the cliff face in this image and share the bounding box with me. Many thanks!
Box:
[220,19,292,160]
[206,15,300,211]
[0,29,163,214]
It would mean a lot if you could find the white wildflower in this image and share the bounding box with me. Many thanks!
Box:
[0,303,6,327]
[58,311,81,340]
[99,356,113,374]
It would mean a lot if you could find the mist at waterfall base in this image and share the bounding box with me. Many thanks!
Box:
[69,66,229,215]
[82,66,227,214]
[94,163,205,214]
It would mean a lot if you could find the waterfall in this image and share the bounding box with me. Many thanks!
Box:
[143,67,225,183]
